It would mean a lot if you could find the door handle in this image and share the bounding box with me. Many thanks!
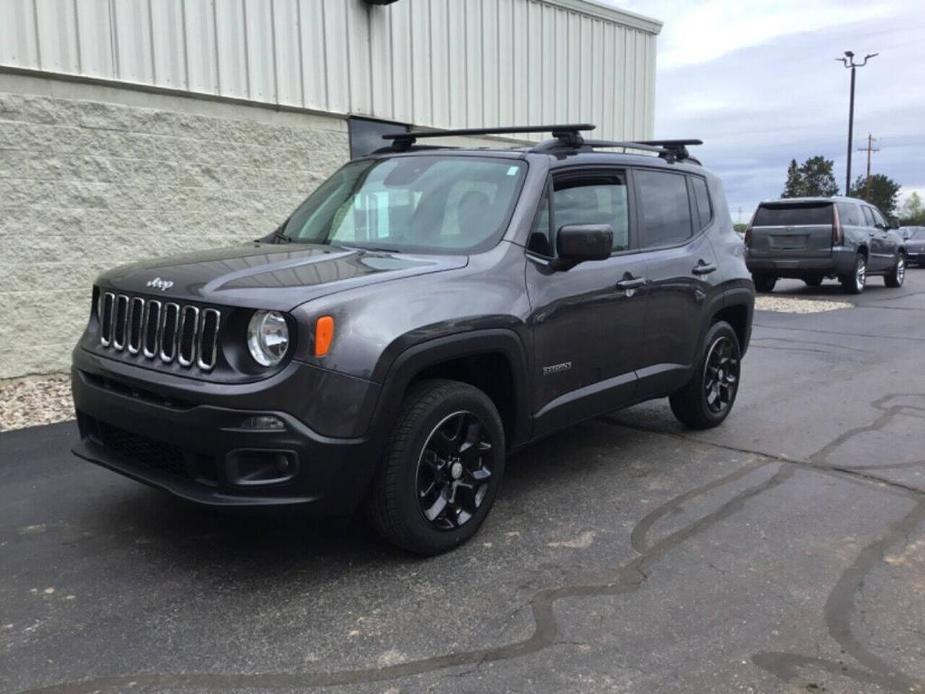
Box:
[692,260,717,275]
[616,275,646,290]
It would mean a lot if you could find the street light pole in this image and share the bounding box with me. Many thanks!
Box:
[836,51,877,196]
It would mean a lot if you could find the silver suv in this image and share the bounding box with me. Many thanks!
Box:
[745,196,906,294]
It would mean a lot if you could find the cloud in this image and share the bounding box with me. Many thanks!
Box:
[603,0,925,215]
[614,0,903,68]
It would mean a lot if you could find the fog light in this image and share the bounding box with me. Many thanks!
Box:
[240,415,285,431]
[225,449,299,486]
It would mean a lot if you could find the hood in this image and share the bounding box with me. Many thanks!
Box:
[97,242,469,311]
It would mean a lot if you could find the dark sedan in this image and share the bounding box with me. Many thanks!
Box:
[899,227,925,266]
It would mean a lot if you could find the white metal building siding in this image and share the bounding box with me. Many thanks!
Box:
[0,0,659,139]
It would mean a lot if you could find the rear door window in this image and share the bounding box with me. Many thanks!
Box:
[635,170,693,247]
[753,204,833,226]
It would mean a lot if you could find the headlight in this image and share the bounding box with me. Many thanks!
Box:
[247,310,289,366]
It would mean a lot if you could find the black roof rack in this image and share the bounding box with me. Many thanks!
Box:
[531,137,703,164]
[376,125,703,164]
[532,138,667,156]
[638,139,703,164]
[381,124,595,151]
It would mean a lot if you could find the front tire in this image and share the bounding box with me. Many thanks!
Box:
[840,254,867,294]
[670,321,741,430]
[884,254,906,288]
[367,379,505,555]
[752,274,777,293]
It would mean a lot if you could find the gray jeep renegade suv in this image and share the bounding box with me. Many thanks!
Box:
[71,125,754,554]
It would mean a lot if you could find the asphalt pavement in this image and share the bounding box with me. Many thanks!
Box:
[2,269,924,693]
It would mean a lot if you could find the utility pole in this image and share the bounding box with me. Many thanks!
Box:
[836,51,878,195]
[858,133,879,200]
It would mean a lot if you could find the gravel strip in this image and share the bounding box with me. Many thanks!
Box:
[0,374,74,432]
[755,296,853,313]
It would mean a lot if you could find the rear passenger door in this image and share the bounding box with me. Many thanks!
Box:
[631,169,719,398]
[870,206,899,267]
[862,206,888,270]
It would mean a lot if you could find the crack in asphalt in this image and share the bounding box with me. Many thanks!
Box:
[19,462,795,693]
[16,394,925,694]
[753,323,925,344]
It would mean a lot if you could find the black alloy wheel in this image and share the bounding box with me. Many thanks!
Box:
[416,411,493,530]
[703,336,740,415]
[670,320,742,429]
[367,379,505,555]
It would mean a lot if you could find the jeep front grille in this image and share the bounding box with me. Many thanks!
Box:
[98,292,221,371]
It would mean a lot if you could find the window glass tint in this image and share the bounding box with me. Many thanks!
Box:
[636,170,693,247]
[691,176,712,229]
[753,203,833,226]
[836,202,863,226]
[553,175,629,251]
[871,207,886,227]
[861,206,876,226]
[282,156,526,253]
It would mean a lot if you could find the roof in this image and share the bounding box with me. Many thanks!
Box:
[544,0,663,33]
[759,196,870,205]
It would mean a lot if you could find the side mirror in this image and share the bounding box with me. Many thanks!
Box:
[555,224,613,267]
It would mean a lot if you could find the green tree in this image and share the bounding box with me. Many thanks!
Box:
[782,159,802,198]
[849,173,901,218]
[898,191,925,225]
[780,156,839,198]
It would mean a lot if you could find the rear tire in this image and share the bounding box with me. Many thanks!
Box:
[670,321,741,430]
[752,274,777,293]
[803,276,823,287]
[367,379,505,555]
[840,254,867,295]
[884,254,906,288]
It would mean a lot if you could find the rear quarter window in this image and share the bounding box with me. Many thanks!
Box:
[836,202,863,226]
[753,204,833,226]
[691,176,712,230]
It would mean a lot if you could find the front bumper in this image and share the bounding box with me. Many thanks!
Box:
[906,249,925,264]
[71,352,384,513]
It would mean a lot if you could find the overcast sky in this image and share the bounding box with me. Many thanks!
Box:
[608,0,925,221]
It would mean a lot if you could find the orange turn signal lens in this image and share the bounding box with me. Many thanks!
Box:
[314,315,334,357]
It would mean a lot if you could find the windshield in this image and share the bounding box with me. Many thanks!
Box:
[900,227,925,240]
[280,156,527,253]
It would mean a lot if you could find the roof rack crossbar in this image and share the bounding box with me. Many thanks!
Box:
[381,124,595,151]
[638,139,703,163]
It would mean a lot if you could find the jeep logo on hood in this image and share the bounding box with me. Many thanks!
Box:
[146,277,174,292]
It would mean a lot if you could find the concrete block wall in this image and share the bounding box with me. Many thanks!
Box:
[0,74,349,379]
